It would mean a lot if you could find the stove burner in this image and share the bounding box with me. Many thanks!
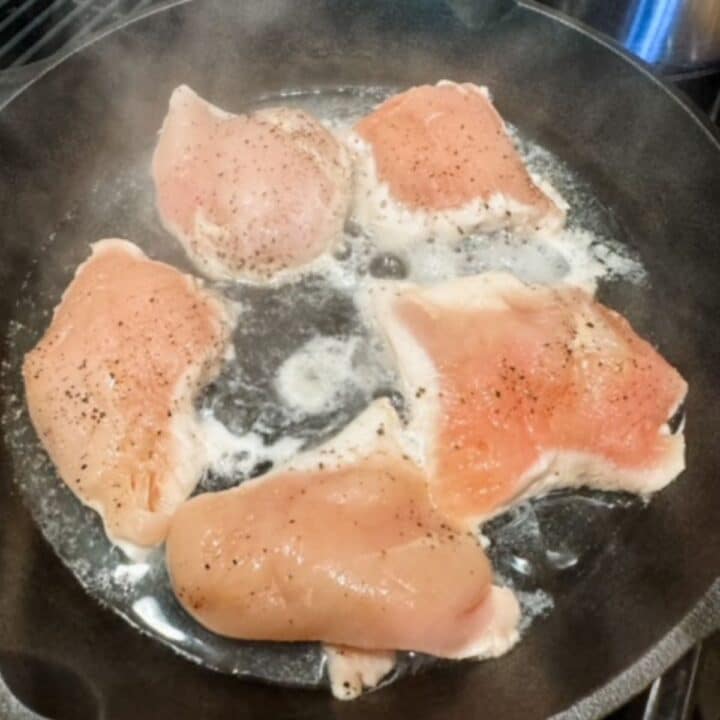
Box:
[0,0,153,69]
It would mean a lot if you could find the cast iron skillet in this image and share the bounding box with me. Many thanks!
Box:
[1,1,720,718]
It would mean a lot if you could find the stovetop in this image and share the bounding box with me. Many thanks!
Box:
[0,1,718,719]
[0,0,153,70]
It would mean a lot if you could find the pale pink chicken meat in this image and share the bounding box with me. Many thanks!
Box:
[22,239,233,551]
[152,85,352,281]
[166,400,519,660]
[372,273,687,527]
[350,81,566,245]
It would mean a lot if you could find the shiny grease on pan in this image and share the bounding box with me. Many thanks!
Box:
[1,86,649,691]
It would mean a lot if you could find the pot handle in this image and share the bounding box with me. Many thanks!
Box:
[640,644,703,720]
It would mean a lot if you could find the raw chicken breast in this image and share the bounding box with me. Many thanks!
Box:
[166,400,519,659]
[350,81,566,246]
[23,240,233,552]
[152,85,352,281]
[371,273,687,527]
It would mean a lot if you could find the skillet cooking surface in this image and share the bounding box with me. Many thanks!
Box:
[1,1,720,718]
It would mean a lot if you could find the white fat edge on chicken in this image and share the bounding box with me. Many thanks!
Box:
[165,293,239,496]
[365,273,687,531]
[473,442,686,528]
[82,496,150,562]
[445,585,521,660]
[355,280,442,471]
[167,84,234,121]
[325,646,397,701]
